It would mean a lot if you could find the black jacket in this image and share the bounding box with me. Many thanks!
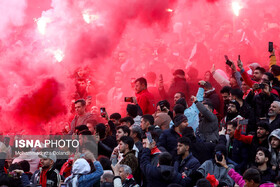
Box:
[140,148,190,187]
[268,114,280,132]
[157,126,181,158]
[174,153,200,175]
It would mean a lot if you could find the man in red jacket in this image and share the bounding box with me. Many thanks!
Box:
[134,77,155,115]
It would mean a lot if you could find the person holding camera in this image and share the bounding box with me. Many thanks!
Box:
[0,144,30,187]
[196,144,235,187]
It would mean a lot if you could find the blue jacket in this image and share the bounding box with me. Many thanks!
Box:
[174,153,200,175]
[78,161,104,187]
[140,148,190,187]
[169,87,204,132]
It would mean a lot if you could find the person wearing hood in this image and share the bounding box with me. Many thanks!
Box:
[64,157,104,187]
[220,100,243,130]
[196,144,235,187]
[140,140,190,187]
[268,129,280,174]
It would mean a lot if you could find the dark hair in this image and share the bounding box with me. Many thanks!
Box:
[79,130,92,135]
[271,65,280,76]
[119,117,135,126]
[178,137,191,146]
[110,113,121,120]
[18,160,30,172]
[202,99,214,111]
[175,92,185,99]
[227,120,238,129]
[135,77,147,87]
[256,147,271,163]
[86,119,97,126]
[74,99,86,106]
[173,104,185,115]
[243,168,261,184]
[230,88,243,100]
[182,127,195,141]
[220,86,232,94]
[75,125,89,132]
[120,136,134,150]
[9,163,22,171]
[196,178,211,187]
[159,152,172,166]
[176,98,187,109]
[255,67,266,74]
[116,126,130,136]
[130,125,142,140]
[96,123,106,139]
[257,121,270,132]
[142,131,159,143]
[98,156,112,170]
[84,141,96,154]
[126,104,138,118]
[142,115,154,125]
[157,100,171,110]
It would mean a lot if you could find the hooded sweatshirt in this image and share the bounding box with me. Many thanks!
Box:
[268,129,280,167]
[65,158,103,187]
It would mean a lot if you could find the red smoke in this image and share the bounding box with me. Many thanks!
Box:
[14,78,67,134]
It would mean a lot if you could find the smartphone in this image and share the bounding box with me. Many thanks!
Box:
[111,155,118,166]
[269,42,273,52]
[238,55,241,61]
[146,132,153,144]
[158,100,165,111]
[239,119,248,125]
[124,97,133,103]
[225,55,232,66]
[100,107,106,117]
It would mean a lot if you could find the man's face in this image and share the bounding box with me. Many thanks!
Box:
[140,118,149,131]
[229,94,236,101]
[177,142,188,155]
[261,74,269,84]
[257,127,268,138]
[120,121,130,127]
[244,179,253,187]
[268,102,280,117]
[221,93,230,101]
[119,141,127,153]
[119,167,128,182]
[174,93,182,104]
[134,81,145,93]
[253,70,262,82]
[86,123,95,134]
[75,102,86,116]
[110,118,120,126]
[227,103,237,114]
[229,77,237,87]
[40,158,53,169]
[227,124,235,139]
[118,52,126,63]
[270,136,280,149]
[116,129,126,141]
[255,150,267,165]
[179,121,188,132]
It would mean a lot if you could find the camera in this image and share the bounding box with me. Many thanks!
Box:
[258,83,265,89]
[215,151,223,162]
[158,100,166,111]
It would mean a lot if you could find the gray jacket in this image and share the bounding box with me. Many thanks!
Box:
[268,129,280,167]
[197,160,235,187]
[196,102,219,143]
